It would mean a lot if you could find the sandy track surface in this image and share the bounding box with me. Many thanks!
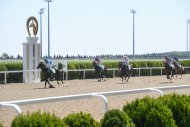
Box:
[1,75,190,127]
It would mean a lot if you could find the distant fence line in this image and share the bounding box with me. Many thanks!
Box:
[0,66,190,84]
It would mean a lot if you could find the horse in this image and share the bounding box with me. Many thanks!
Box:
[92,61,109,82]
[37,62,64,88]
[172,61,184,78]
[119,62,133,82]
[164,62,175,81]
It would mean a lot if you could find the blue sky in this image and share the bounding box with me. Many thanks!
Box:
[0,0,190,57]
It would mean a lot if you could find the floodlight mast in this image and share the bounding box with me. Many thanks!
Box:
[44,0,53,58]
[187,19,190,51]
[130,9,136,61]
[38,8,45,58]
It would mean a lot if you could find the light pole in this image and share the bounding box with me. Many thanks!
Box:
[44,0,52,58]
[130,9,136,61]
[187,19,190,51]
[39,8,45,58]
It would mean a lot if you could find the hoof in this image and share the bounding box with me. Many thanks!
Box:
[49,85,55,88]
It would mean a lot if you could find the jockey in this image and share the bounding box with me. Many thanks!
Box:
[94,56,104,70]
[173,56,180,66]
[122,55,131,70]
[94,56,102,65]
[164,55,174,69]
[44,58,55,74]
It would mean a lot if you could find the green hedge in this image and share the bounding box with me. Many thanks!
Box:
[67,60,190,79]
[0,62,22,83]
[1,60,190,82]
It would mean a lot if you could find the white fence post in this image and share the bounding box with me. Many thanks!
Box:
[0,103,22,115]
[150,68,152,76]
[91,94,108,112]
[83,70,85,79]
[4,73,7,84]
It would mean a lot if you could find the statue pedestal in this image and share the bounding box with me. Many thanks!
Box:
[23,37,41,83]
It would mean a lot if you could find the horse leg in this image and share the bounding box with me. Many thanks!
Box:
[103,75,107,81]
[170,71,173,81]
[165,70,170,79]
[175,69,178,78]
[47,79,55,88]
[61,79,64,84]
[44,81,47,88]
[105,70,109,80]
[180,67,184,78]
[126,72,131,82]
[59,72,64,84]
[120,72,124,82]
[97,73,101,82]
[57,79,60,85]
[121,76,124,82]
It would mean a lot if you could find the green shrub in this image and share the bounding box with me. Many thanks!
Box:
[144,105,177,127]
[11,111,62,127]
[100,109,135,127]
[63,112,99,127]
[123,96,177,127]
[159,94,190,127]
[0,122,3,127]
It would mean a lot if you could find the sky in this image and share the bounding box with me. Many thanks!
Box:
[0,0,190,57]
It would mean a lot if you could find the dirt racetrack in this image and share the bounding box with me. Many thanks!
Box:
[1,75,190,127]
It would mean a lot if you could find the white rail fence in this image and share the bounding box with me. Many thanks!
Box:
[0,66,190,84]
[1,84,190,116]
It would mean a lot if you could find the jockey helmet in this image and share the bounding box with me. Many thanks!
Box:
[123,55,128,58]
[164,55,168,58]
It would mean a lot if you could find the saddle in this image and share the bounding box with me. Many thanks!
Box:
[166,62,175,69]
[47,68,55,74]
[122,63,130,70]
[98,65,105,70]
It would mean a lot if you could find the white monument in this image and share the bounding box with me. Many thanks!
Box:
[23,16,41,83]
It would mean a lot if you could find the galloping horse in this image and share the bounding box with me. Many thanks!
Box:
[173,61,184,78]
[92,61,108,82]
[164,62,175,81]
[37,62,64,88]
[119,62,133,82]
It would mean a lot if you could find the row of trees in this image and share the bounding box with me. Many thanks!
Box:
[1,51,190,60]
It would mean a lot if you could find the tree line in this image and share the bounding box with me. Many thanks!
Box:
[1,51,190,60]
